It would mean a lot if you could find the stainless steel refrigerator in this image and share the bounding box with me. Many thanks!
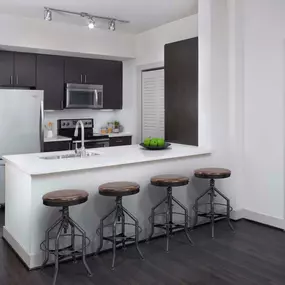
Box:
[0,90,44,205]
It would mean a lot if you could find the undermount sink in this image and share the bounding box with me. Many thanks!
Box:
[40,152,99,160]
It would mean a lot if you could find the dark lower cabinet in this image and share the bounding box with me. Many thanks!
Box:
[44,141,71,152]
[37,55,64,110]
[165,37,198,146]
[109,136,132,147]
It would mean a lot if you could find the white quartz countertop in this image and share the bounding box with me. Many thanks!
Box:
[3,144,211,176]
[108,132,132,137]
[44,136,72,143]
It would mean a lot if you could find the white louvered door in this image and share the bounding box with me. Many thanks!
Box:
[142,69,165,140]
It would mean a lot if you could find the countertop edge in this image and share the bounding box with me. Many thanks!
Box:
[44,136,72,142]
[3,148,211,176]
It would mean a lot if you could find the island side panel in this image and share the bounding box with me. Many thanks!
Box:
[3,163,33,267]
[29,155,213,268]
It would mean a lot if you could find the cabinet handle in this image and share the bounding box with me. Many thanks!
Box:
[80,74,83,83]
[16,75,19,85]
[84,75,87,83]
[116,139,123,143]
[10,75,13,85]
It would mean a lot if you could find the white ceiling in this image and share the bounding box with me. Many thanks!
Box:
[0,0,198,34]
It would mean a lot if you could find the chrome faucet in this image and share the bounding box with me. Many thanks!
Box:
[74,120,86,157]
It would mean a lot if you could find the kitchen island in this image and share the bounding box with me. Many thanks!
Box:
[3,143,211,269]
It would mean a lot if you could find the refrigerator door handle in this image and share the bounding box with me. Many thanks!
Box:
[40,100,44,152]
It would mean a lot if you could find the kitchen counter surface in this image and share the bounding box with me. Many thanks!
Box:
[93,132,132,137]
[3,144,211,176]
[108,132,132,137]
[44,135,72,143]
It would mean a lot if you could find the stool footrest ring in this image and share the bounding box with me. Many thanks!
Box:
[40,234,91,257]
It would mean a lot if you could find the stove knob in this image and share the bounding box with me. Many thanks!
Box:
[62,122,65,127]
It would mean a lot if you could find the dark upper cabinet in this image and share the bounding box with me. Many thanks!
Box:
[14,53,36,87]
[36,55,64,110]
[0,51,123,110]
[65,57,122,109]
[84,59,101,84]
[64,57,86,84]
[64,57,100,84]
[165,37,198,146]
[100,60,123,109]
[0,51,14,86]
[0,51,36,87]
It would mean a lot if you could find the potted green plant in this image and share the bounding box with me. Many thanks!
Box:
[113,121,120,133]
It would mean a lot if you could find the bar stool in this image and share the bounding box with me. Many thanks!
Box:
[193,168,234,238]
[147,175,193,252]
[41,190,92,285]
[95,181,144,270]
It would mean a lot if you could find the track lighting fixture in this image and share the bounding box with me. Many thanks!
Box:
[108,20,116,31]
[88,18,95,29]
[44,8,52,21]
[43,7,129,32]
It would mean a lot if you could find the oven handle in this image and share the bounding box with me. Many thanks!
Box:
[73,139,110,144]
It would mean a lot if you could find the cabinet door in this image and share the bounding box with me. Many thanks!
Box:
[165,37,198,146]
[37,55,64,110]
[100,61,123,109]
[44,141,71,152]
[14,53,36,87]
[0,51,13,86]
[109,136,132,147]
[64,58,85,84]
[84,59,101,84]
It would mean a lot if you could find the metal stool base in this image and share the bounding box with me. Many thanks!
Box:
[41,206,92,285]
[147,186,193,252]
[95,196,144,269]
[193,178,234,238]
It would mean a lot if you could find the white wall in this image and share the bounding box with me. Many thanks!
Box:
[134,14,198,143]
[0,14,135,60]
[242,0,285,220]
[135,14,198,66]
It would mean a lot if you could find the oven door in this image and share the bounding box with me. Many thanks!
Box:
[65,84,103,109]
[72,139,110,149]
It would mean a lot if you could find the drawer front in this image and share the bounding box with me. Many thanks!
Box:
[109,136,132,147]
[44,141,71,152]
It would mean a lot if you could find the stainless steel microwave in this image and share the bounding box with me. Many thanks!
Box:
[65,83,103,109]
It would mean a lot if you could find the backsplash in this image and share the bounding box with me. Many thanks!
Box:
[44,109,121,136]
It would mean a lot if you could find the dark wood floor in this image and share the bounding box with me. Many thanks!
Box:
[1,210,285,285]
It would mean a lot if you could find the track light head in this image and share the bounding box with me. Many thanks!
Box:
[44,8,52,21]
[88,18,95,29]
[109,20,116,31]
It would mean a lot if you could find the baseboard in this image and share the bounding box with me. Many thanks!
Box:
[241,209,285,230]
[3,226,31,268]
[231,209,245,221]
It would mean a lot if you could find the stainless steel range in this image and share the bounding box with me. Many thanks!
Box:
[58,119,109,149]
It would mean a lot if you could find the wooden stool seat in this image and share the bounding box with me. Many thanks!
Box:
[151,174,189,187]
[194,168,231,179]
[42,190,89,207]
[99,182,140,197]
